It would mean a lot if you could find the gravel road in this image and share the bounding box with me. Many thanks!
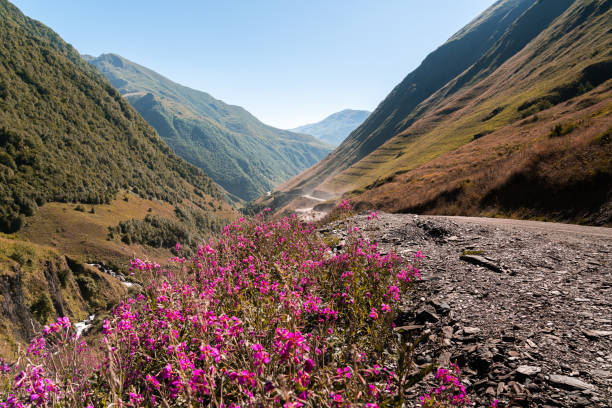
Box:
[432,215,612,240]
[324,212,611,407]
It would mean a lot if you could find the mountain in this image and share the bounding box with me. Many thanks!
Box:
[290,109,370,146]
[261,0,612,225]
[0,0,234,355]
[84,54,332,202]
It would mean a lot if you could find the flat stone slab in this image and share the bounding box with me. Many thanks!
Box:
[459,254,503,273]
[583,329,612,339]
[548,374,594,390]
[517,365,541,376]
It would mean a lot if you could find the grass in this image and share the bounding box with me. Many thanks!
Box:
[0,237,81,358]
[0,233,132,359]
[349,84,612,225]
[20,191,234,268]
[332,68,607,193]
[20,192,176,266]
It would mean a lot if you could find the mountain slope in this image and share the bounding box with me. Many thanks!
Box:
[85,54,332,202]
[0,0,232,232]
[290,109,370,146]
[263,0,612,225]
[0,0,235,354]
[282,0,541,191]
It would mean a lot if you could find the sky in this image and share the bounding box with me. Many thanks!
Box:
[12,1,495,129]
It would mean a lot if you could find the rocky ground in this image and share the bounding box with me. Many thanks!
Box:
[321,212,611,407]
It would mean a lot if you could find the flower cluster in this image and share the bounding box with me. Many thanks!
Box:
[419,365,472,407]
[1,214,425,407]
[1,318,97,407]
[338,200,351,211]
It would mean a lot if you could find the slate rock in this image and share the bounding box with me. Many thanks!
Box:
[583,329,612,339]
[429,298,451,315]
[459,254,504,273]
[464,326,481,335]
[469,346,493,374]
[517,365,541,376]
[415,306,439,323]
[548,375,594,391]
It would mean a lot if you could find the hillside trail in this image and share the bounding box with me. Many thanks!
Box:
[301,194,326,202]
[293,194,329,222]
[323,212,611,407]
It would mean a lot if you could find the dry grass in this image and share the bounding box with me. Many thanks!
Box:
[0,234,132,359]
[350,87,612,225]
[19,192,179,266]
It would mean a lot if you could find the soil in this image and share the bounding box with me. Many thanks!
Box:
[323,212,612,407]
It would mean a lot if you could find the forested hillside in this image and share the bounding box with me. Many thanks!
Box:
[0,0,230,233]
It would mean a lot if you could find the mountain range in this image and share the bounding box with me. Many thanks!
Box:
[260,0,612,225]
[290,109,370,146]
[84,54,332,203]
[0,0,611,360]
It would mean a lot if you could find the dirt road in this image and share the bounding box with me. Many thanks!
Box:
[432,215,612,240]
[325,212,611,407]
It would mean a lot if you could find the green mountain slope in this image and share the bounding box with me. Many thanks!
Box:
[264,0,611,224]
[85,54,332,202]
[0,0,237,355]
[0,0,231,233]
[290,109,370,146]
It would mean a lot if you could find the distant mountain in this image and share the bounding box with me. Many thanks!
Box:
[85,54,332,202]
[290,109,370,146]
[261,0,612,225]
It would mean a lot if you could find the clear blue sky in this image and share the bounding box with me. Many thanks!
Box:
[13,0,494,129]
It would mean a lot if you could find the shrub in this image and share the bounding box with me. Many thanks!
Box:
[57,268,72,288]
[548,120,580,137]
[318,199,354,225]
[591,126,611,146]
[8,243,35,266]
[75,275,96,301]
[110,214,192,249]
[29,292,55,324]
[2,214,429,407]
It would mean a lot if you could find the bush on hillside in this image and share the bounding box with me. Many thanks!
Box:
[0,212,437,407]
[29,293,55,324]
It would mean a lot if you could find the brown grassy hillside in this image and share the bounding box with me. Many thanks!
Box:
[262,0,611,225]
[351,85,612,225]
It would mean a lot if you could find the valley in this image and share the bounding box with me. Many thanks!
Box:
[0,0,610,407]
[261,0,612,226]
[85,54,332,203]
